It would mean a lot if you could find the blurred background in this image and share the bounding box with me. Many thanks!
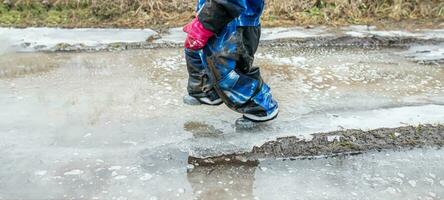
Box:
[1,0,443,28]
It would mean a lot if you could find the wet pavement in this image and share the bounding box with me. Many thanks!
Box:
[0,45,443,199]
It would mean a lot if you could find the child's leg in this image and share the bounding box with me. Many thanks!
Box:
[202,23,279,122]
[184,49,222,105]
[233,26,279,122]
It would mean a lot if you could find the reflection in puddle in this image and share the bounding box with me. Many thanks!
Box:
[0,53,66,78]
[184,121,224,138]
[187,165,257,200]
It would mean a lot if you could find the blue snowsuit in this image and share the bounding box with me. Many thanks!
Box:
[185,0,279,121]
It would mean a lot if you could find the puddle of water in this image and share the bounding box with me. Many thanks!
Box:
[258,47,444,115]
[254,148,444,200]
[0,47,443,152]
[0,52,68,78]
[1,146,443,200]
[0,46,443,199]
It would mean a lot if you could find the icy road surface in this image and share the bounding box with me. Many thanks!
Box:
[0,46,443,199]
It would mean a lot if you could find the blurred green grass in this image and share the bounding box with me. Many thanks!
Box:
[1,0,443,28]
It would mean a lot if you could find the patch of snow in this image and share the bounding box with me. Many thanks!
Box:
[424,177,434,185]
[0,27,157,51]
[343,26,423,38]
[261,27,333,40]
[34,170,47,176]
[345,25,377,31]
[63,169,84,176]
[429,173,436,179]
[343,26,444,39]
[329,105,444,131]
[114,175,127,180]
[370,31,421,38]
[177,188,185,194]
[186,164,195,170]
[154,26,334,44]
[108,166,122,171]
[3,27,444,51]
[421,29,444,40]
[122,140,138,146]
[139,173,153,181]
[154,28,186,44]
[256,54,306,66]
[111,171,118,177]
[345,31,369,38]
[345,30,422,38]
[402,44,444,64]
[83,133,92,138]
[383,187,398,194]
